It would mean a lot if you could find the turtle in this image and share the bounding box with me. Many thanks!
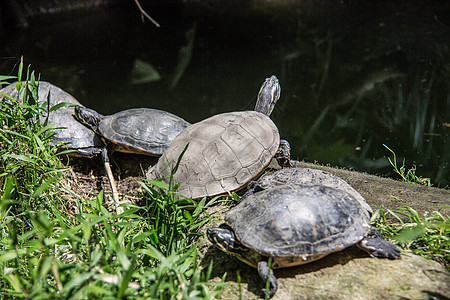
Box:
[74,106,191,159]
[0,81,103,157]
[74,106,190,209]
[207,184,401,298]
[241,167,373,213]
[146,75,294,199]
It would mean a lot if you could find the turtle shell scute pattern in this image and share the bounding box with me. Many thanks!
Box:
[253,168,373,214]
[99,108,190,155]
[225,185,371,267]
[147,111,280,199]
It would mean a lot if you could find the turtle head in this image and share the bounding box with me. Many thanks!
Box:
[74,106,104,133]
[254,75,280,117]
[207,225,259,268]
[207,226,238,253]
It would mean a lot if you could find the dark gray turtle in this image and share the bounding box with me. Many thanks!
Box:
[242,167,373,213]
[0,81,102,157]
[74,106,190,209]
[146,75,294,199]
[74,106,190,158]
[207,184,401,298]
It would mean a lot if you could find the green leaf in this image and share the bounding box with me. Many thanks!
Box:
[4,154,35,163]
[117,251,131,270]
[2,130,32,140]
[0,76,17,81]
[146,179,169,190]
[79,285,112,296]
[62,270,97,293]
[183,210,193,222]
[49,102,77,112]
[139,245,165,261]
[31,175,60,198]
[34,133,45,151]
[149,231,159,246]
[1,176,15,202]
[17,57,23,82]
[0,249,27,263]
[393,225,427,244]
[132,231,154,243]
[118,258,137,298]
[39,256,54,278]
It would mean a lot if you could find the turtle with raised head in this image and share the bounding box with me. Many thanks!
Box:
[146,75,294,199]
[207,184,401,298]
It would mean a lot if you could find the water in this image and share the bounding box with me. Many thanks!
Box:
[1,1,449,186]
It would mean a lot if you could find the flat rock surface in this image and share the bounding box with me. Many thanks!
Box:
[202,246,449,300]
[290,162,450,218]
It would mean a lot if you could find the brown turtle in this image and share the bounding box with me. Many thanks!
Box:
[146,75,294,199]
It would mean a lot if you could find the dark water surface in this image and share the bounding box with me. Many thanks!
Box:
[1,1,449,186]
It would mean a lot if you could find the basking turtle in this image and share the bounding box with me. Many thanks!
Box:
[242,167,373,213]
[146,75,294,199]
[75,106,190,209]
[0,81,102,157]
[74,106,191,158]
[208,184,401,298]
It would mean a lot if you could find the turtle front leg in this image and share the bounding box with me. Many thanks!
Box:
[239,181,265,203]
[276,139,295,168]
[357,229,401,259]
[258,260,278,298]
[77,146,103,158]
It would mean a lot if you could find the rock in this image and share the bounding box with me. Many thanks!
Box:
[202,246,449,299]
[293,162,450,218]
[199,162,450,299]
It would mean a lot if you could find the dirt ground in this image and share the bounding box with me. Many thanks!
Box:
[60,152,157,210]
[62,154,449,220]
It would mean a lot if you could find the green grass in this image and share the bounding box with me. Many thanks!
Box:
[383,144,432,186]
[372,203,450,270]
[373,146,449,270]
[0,60,225,299]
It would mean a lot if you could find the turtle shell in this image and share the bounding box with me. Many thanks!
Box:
[226,184,371,268]
[1,81,102,153]
[248,167,373,214]
[99,108,190,156]
[146,111,280,199]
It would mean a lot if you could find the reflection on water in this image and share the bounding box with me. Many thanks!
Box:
[1,1,448,186]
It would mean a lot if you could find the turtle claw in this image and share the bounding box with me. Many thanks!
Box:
[276,140,295,168]
[258,260,278,298]
[358,231,401,259]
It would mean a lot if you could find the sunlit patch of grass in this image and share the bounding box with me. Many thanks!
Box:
[0,190,225,298]
[372,202,450,270]
[383,144,432,186]
[1,58,65,214]
[0,60,226,298]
